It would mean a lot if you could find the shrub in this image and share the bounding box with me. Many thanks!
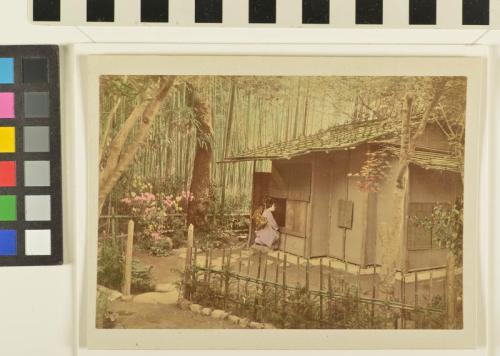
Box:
[96,289,117,329]
[97,236,155,293]
[97,237,124,291]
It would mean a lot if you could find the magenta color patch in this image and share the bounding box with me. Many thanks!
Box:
[0,93,15,119]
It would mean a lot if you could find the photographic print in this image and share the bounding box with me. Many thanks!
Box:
[85,56,482,349]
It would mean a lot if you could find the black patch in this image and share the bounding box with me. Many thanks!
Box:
[302,0,329,24]
[141,0,169,23]
[463,0,489,25]
[249,0,276,24]
[33,0,60,22]
[23,58,48,84]
[356,0,383,24]
[195,0,223,23]
[87,0,115,22]
[409,0,436,25]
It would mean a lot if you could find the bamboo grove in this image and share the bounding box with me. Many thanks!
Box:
[99,75,466,215]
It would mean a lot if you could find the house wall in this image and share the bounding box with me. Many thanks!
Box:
[414,124,452,152]
[328,147,369,265]
[309,156,332,257]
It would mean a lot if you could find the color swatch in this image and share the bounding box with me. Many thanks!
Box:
[0,46,62,266]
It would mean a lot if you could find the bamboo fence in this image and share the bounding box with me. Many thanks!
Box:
[182,246,450,329]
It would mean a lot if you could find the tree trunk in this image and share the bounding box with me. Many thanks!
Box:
[187,91,214,228]
[379,94,412,298]
[98,77,176,213]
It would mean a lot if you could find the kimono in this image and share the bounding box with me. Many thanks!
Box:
[255,208,279,248]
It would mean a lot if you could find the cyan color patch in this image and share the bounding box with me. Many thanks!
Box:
[0,58,14,84]
[0,230,16,256]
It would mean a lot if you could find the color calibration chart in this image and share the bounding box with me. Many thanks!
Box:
[32,0,494,27]
[0,46,62,266]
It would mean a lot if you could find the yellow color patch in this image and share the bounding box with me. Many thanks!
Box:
[0,127,15,153]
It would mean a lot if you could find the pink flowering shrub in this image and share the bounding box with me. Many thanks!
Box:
[120,177,194,255]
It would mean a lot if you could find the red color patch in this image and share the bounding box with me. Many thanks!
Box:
[0,161,16,187]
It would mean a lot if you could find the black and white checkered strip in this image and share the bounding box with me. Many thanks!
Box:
[32,0,499,27]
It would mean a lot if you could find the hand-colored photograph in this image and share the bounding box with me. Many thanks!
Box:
[95,74,465,330]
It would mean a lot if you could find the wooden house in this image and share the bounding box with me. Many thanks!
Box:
[223,119,462,272]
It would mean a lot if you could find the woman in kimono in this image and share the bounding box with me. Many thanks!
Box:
[255,200,280,249]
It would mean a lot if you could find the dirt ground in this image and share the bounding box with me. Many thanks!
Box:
[111,300,241,329]
[107,245,447,329]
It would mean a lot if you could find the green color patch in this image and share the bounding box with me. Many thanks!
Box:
[0,195,16,221]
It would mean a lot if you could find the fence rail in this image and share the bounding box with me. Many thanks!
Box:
[183,245,449,329]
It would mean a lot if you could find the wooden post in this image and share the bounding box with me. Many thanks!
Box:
[371,265,376,328]
[236,248,243,313]
[186,224,194,267]
[224,248,232,309]
[204,248,210,282]
[282,253,288,326]
[207,248,213,286]
[245,249,251,296]
[262,253,268,321]
[414,272,418,308]
[122,220,135,298]
[319,258,324,326]
[429,270,433,305]
[246,160,257,248]
[254,251,263,320]
[401,274,406,329]
[305,258,310,291]
[221,248,226,295]
[296,256,301,287]
[274,252,280,312]
[183,224,194,299]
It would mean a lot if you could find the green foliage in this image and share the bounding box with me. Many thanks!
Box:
[97,236,155,293]
[96,289,117,329]
[411,200,463,262]
[97,237,124,291]
[185,270,415,329]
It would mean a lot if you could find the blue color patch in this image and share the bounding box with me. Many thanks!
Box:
[0,230,17,255]
[0,58,14,84]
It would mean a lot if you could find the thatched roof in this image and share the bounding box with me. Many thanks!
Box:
[222,119,462,173]
[223,119,396,162]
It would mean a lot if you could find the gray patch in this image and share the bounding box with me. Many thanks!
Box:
[25,195,51,221]
[24,92,50,118]
[24,161,50,187]
[24,126,50,152]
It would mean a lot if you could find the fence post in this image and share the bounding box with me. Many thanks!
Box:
[223,248,232,310]
[122,219,135,298]
[319,258,324,327]
[183,224,194,299]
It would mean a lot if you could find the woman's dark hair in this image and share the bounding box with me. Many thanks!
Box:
[264,197,275,208]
